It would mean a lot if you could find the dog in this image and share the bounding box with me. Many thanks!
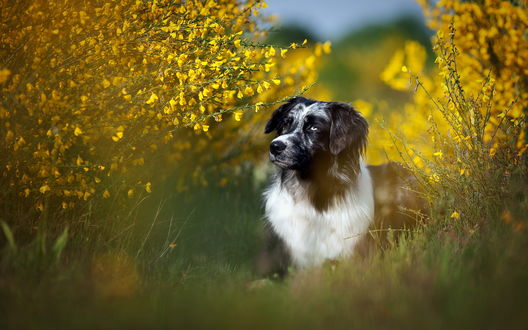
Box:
[256,97,424,276]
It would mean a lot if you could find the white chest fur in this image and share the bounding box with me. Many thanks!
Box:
[264,162,374,268]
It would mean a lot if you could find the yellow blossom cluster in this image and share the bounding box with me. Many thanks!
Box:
[372,0,527,166]
[372,0,526,222]
[0,0,328,213]
[165,42,332,189]
[423,0,528,124]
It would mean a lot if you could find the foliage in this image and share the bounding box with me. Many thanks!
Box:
[370,0,527,165]
[373,0,527,232]
[0,0,329,224]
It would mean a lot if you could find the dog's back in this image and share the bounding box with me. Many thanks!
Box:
[368,162,426,231]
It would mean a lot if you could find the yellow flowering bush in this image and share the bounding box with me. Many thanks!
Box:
[374,0,527,164]
[163,41,331,189]
[0,0,328,219]
[375,0,527,224]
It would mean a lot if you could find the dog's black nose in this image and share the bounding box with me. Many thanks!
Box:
[270,140,286,156]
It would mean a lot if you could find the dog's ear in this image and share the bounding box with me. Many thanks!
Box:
[328,102,368,156]
[264,97,303,134]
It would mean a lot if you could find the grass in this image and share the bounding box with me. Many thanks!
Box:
[1,169,528,330]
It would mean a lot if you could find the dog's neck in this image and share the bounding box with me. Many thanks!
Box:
[279,153,363,212]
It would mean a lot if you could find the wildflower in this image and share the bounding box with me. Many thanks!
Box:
[146,93,158,105]
[322,41,332,54]
[428,173,440,183]
[450,211,460,220]
[489,148,496,157]
[39,185,51,194]
[0,68,11,84]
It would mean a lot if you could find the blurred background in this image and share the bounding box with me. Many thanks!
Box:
[263,0,431,103]
[3,0,527,329]
[264,0,424,40]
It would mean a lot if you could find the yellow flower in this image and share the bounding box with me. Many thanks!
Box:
[112,131,124,142]
[322,41,331,54]
[489,148,496,157]
[39,185,51,194]
[450,211,460,220]
[146,92,158,105]
[244,86,254,96]
[255,102,263,112]
[428,173,440,183]
[0,68,11,84]
[145,182,152,193]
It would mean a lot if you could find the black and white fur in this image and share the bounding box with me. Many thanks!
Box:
[258,97,422,275]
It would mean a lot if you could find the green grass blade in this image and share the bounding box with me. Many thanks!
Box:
[51,227,69,261]
[1,221,17,253]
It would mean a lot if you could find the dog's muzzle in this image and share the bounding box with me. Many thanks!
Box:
[270,140,286,157]
[269,139,291,168]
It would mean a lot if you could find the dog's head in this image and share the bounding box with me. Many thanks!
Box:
[264,97,368,172]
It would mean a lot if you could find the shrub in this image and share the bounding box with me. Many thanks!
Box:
[0,0,329,228]
[376,0,527,229]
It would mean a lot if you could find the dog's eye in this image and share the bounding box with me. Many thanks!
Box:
[308,125,318,131]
